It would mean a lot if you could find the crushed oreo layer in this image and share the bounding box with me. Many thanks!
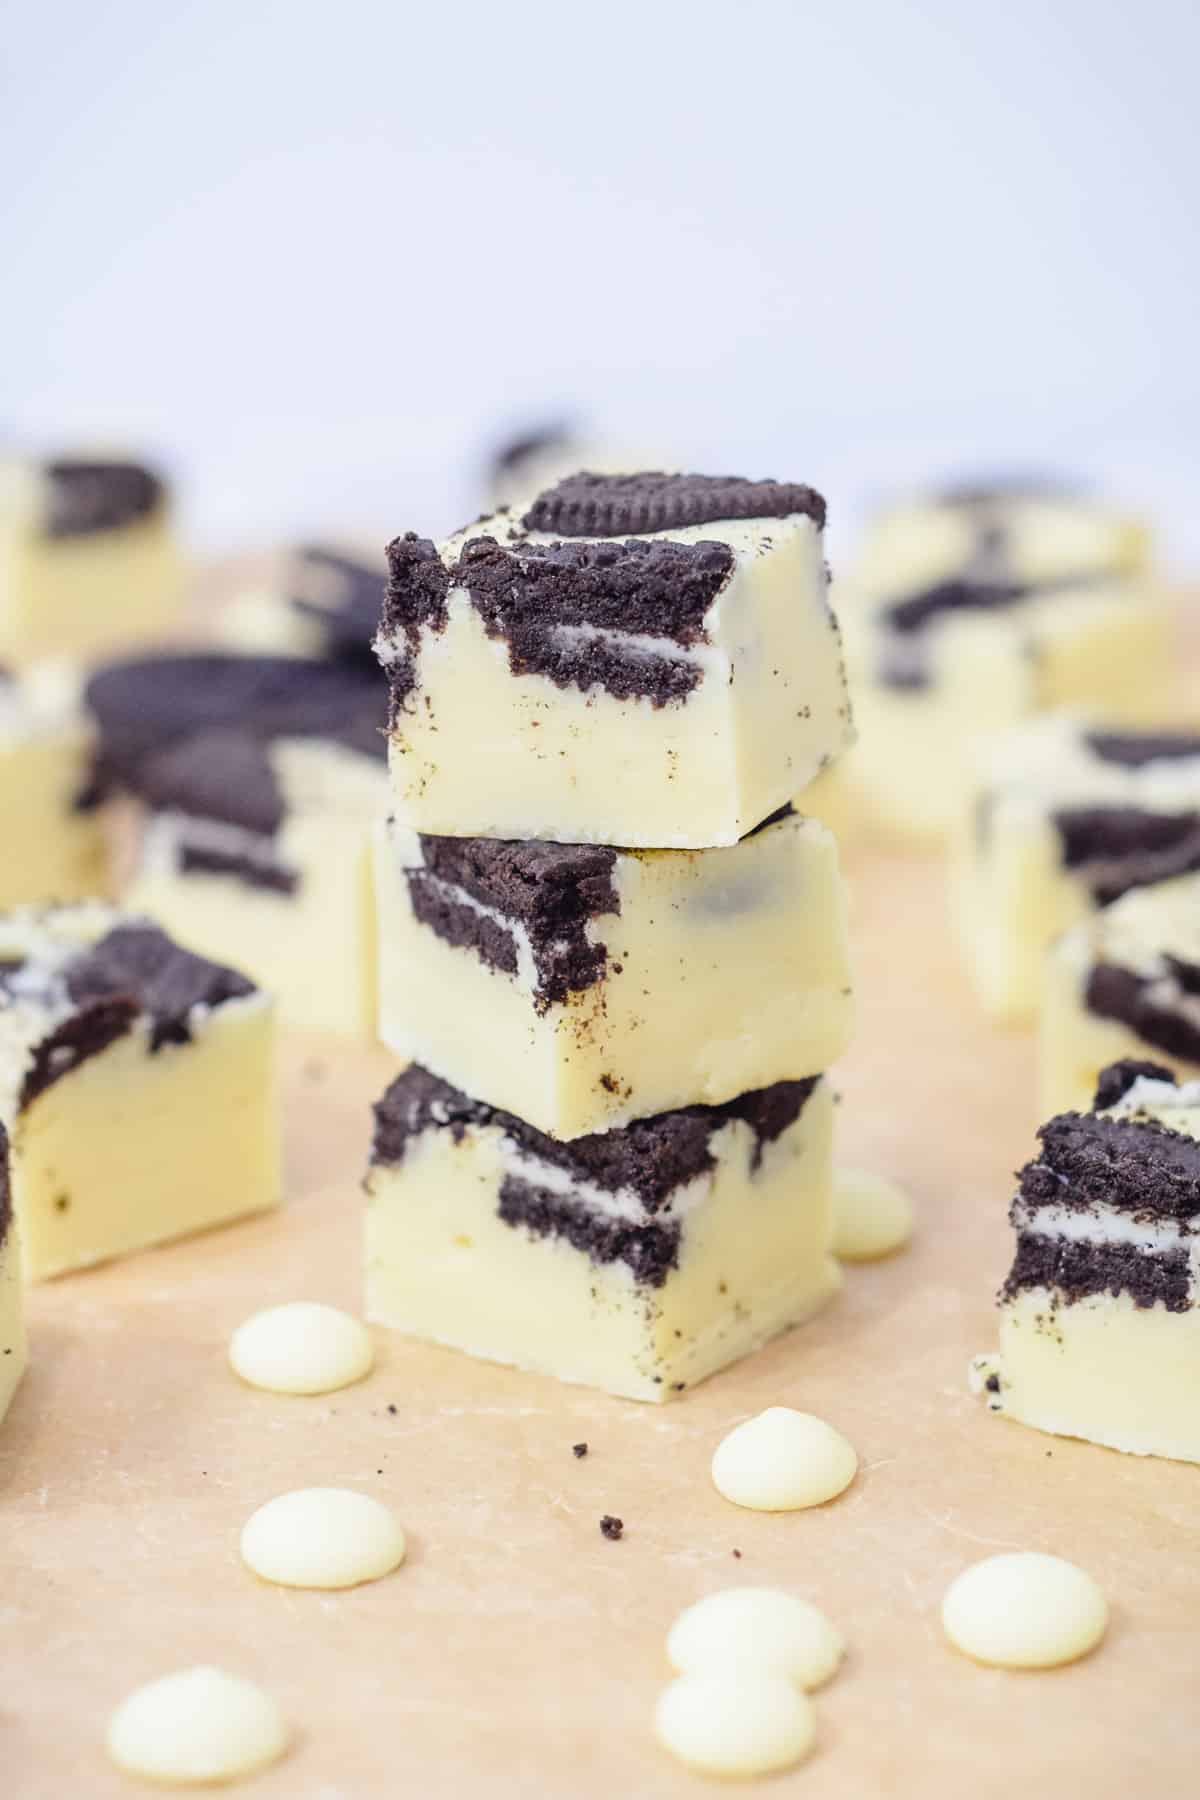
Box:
[523,472,826,538]
[1086,961,1200,1066]
[408,836,618,1008]
[64,925,255,1051]
[290,545,384,665]
[178,841,299,896]
[1084,728,1200,770]
[1052,806,1200,905]
[1002,1232,1190,1311]
[85,653,386,817]
[382,533,732,711]
[43,459,164,538]
[1016,1109,1200,1223]
[371,1065,818,1267]
[1093,1057,1175,1109]
[498,1175,681,1286]
[0,1121,10,1245]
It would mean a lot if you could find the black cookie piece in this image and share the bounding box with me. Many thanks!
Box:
[1015,1108,1200,1222]
[1052,806,1200,905]
[1086,964,1200,1067]
[371,1065,819,1209]
[490,422,573,479]
[498,1173,681,1287]
[1002,1231,1190,1312]
[523,471,826,537]
[44,459,164,538]
[410,836,618,1008]
[20,997,138,1111]
[882,576,1025,638]
[139,731,284,836]
[85,653,386,796]
[290,545,385,664]
[1084,729,1200,770]
[1092,1057,1177,1110]
[178,840,299,896]
[65,924,256,1052]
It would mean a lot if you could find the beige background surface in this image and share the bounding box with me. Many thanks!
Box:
[4,830,1199,1798]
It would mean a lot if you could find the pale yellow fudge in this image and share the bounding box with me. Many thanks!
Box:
[374,805,852,1138]
[1041,873,1200,1115]
[952,716,1200,1021]
[365,1065,839,1402]
[86,653,387,1040]
[377,472,852,849]
[218,542,383,665]
[0,1124,27,1425]
[0,456,181,664]
[0,904,278,1280]
[0,662,107,906]
[972,1060,1200,1463]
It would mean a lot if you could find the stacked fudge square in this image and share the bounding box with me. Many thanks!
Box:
[365,471,857,1401]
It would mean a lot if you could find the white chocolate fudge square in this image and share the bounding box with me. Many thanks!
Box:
[377,472,852,849]
[842,571,1170,846]
[854,479,1151,599]
[0,1126,27,1425]
[365,1066,840,1402]
[0,457,181,665]
[974,1061,1200,1463]
[0,905,279,1280]
[1041,875,1200,1115]
[87,654,387,1040]
[0,663,108,906]
[218,542,383,665]
[374,806,852,1139]
[952,717,1200,1021]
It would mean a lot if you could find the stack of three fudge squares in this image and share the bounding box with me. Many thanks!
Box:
[364,470,858,1401]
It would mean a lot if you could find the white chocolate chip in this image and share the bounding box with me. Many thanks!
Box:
[833,1166,914,1261]
[240,1488,406,1590]
[711,1407,857,1511]
[654,1671,815,1777]
[107,1666,289,1786]
[667,1587,844,1690]
[942,1552,1108,1668]
[229,1302,374,1395]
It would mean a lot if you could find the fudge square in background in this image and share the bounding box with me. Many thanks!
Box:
[0,905,278,1280]
[0,455,181,664]
[365,1065,839,1402]
[86,653,387,1040]
[973,1059,1200,1464]
[0,663,108,907]
[376,472,853,849]
[1041,873,1200,1116]
[0,1125,26,1426]
[218,541,384,668]
[952,716,1200,1022]
[374,805,853,1140]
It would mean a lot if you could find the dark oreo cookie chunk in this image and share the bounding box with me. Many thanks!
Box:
[1092,1058,1176,1110]
[523,472,826,538]
[290,545,384,662]
[1084,729,1200,770]
[65,924,255,1051]
[1086,963,1200,1067]
[44,460,164,538]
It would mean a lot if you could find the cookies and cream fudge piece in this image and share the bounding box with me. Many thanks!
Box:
[972,1060,1200,1462]
[0,1124,27,1426]
[840,563,1170,845]
[0,662,107,906]
[953,717,1200,1021]
[0,905,278,1280]
[218,543,383,668]
[86,654,386,1039]
[365,1065,839,1402]
[1041,874,1200,1114]
[853,478,1151,600]
[377,472,851,848]
[374,805,852,1139]
[0,456,181,664]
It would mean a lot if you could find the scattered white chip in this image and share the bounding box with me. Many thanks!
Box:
[107,1665,289,1786]
[942,1552,1108,1669]
[667,1586,843,1691]
[240,1487,406,1590]
[654,1671,815,1778]
[229,1301,374,1395]
[711,1407,857,1511]
[832,1166,914,1261]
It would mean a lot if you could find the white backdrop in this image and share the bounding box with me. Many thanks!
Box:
[4,0,1198,566]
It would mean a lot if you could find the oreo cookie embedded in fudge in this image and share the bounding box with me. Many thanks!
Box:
[375,807,852,1140]
[0,904,277,1280]
[972,1063,1200,1462]
[376,471,851,848]
[365,1062,838,1401]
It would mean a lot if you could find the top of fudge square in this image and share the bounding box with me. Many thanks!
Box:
[41,458,166,538]
[85,652,387,832]
[287,544,385,667]
[0,904,258,1114]
[379,470,827,709]
[1004,1061,1200,1312]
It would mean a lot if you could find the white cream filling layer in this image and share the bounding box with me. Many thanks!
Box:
[1012,1198,1200,1251]
[498,1142,713,1229]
